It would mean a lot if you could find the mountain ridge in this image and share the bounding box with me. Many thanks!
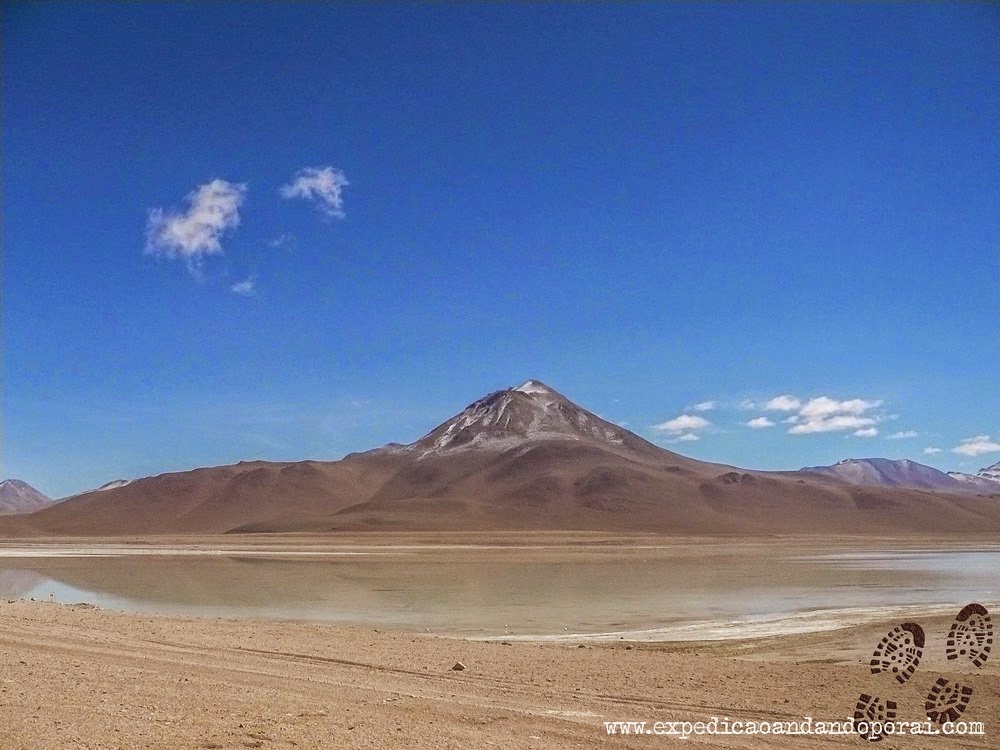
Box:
[800,457,1000,492]
[2,381,999,536]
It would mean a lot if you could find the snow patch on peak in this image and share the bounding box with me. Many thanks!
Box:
[950,461,1000,487]
[514,380,554,396]
[97,479,132,492]
[978,461,1000,482]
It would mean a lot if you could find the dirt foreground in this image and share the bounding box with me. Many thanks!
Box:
[0,601,995,749]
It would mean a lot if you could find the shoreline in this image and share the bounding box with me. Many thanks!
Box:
[4,596,989,644]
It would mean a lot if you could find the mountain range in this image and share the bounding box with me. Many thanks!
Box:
[800,457,1000,492]
[2,380,998,536]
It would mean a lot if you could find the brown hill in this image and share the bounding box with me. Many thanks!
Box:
[3,380,999,536]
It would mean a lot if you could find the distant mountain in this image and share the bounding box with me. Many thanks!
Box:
[948,460,1000,490]
[799,458,965,491]
[0,479,54,514]
[3,381,1000,536]
[61,478,134,501]
[979,460,1000,482]
[94,479,133,492]
[800,457,1000,494]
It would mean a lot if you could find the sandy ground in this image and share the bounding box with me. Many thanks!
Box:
[0,601,996,749]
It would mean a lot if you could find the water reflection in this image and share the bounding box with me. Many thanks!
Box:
[0,544,996,637]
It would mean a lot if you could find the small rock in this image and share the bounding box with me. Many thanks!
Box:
[451,662,466,671]
[501,641,512,646]
[625,645,633,650]
[577,644,586,649]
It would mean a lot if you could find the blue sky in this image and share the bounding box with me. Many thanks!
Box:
[3,3,998,498]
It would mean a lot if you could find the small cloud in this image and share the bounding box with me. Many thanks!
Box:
[923,447,943,455]
[765,395,802,411]
[652,414,711,433]
[746,417,775,429]
[280,166,348,218]
[790,414,878,435]
[146,179,246,271]
[952,435,1000,457]
[854,427,879,438]
[673,433,700,442]
[230,278,255,296]
[267,233,296,250]
[691,401,715,412]
[887,430,919,440]
[738,399,757,411]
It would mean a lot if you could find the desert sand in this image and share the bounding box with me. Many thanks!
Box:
[0,535,997,748]
[1,603,997,749]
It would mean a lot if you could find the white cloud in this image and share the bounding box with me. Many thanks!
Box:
[692,401,715,412]
[789,414,878,434]
[652,414,711,433]
[752,393,887,435]
[798,397,882,420]
[673,433,700,442]
[146,179,246,269]
[280,166,348,217]
[923,447,943,455]
[738,399,757,410]
[230,278,255,296]
[765,395,802,411]
[887,430,919,440]
[786,396,883,435]
[952,436,1000,457]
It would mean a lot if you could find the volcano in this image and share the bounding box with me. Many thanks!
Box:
[3,380,999,536]
[0,480,53,514]
[397,380,653,456]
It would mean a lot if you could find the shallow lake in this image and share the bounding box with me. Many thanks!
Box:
[0,540,996,639]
